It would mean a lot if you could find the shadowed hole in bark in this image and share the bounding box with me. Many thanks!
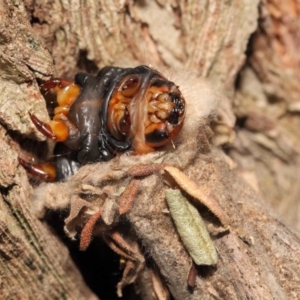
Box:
[44,211,141,299]
[76,50,99,75]
[197,265,217,278]
[234,116,247,129]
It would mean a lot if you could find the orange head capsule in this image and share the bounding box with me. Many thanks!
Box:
[107,68,186,154]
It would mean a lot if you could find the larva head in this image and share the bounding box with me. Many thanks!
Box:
[107,69,186,154]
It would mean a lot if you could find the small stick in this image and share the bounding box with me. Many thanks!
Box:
[79,209,102,251]
[127,163,167,177]
[187,262,197,288]
[119,179,140,215]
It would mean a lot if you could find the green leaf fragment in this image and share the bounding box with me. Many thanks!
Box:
[165,188,217,265]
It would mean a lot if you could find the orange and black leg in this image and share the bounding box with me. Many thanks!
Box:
[30,78,81,142]
[21,78,82,181]
[29,112,79,142]
[18,158,56,181]
[19,144,80,182]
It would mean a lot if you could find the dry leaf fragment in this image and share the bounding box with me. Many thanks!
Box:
[117,260,136,297]
[65,197,92,224]
[101,198,118,226]
[64,196,92,239]
[110,231,145,263]
[164,166,229,228]
[150,268,170,300]
[105,231,145,297]
[165,188,218,265]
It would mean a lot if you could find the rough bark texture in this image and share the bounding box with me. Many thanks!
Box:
[231,0,300,231]
[0,1,97,299]
[1,0,300,299]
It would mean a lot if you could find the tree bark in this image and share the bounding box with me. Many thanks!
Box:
[1,0,300,299]
[232,0,300,231]
[0,1,96,299]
